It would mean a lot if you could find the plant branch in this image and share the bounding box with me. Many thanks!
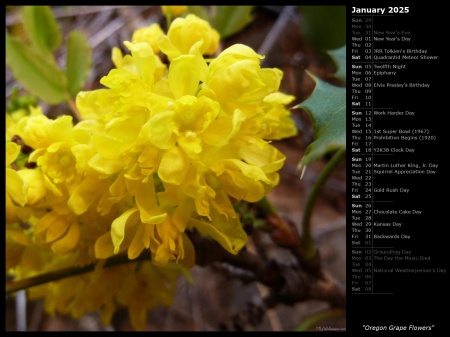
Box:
[6,251,151,296]
[189,229,346,309]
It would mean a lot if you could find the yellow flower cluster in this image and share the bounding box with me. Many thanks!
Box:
[6,13,297,330]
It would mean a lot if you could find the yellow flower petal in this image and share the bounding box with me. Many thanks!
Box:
[209,188,236,219]
[128,223,145,260]
[109,172,127,202]
[91,134,122,159]
[28,148,45,163]
[178,136,202,156]
[161,5,187,18]
[51,222,81,255]
[157,35,182,61]
[152,245,173,266]
[158,146,188,185]
[146,111,176,149]
[6,142,21,166]
[18,169,46,205]
[128,178,165,224]
[6,193,20,224]
[138,146,160,174]
[111,208,140,254]
[168,51,207,98]
[219,169,265,202]
[111,46,123,68]
[35,211,58,235]
[166,14,220,56]
[180,168,214,218]
[180,233,196,268]
[123,41,157,87]
[94,232,116,259]
[42,173,62,196]
[6,227,32,246]
[6,168,28,206]
[67,178,96,215]
[88,153,123,175]
[128,305,146,332]
[188,207,247,255]
[131,23,164,53]
[223,158,270,183]
[238,140,286,173]
[46,216,71,243]
[202,109,246,147]
[172,196,195,232]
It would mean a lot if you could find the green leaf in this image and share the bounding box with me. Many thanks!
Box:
[66,30,92,96]
[328,45,346,82]
[21,6,62,56]
[298,6,346,51]
[296,72,346,166]
[212,6,254,39]
[6,33,68,105]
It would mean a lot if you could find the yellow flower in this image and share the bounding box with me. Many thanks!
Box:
[17,168,46,205]
[161,5,188,18]
[142,95,221,157]
[158,14,220,60]
[6,107,39,140]
[239,92,298,140]
[200,44,282,115]
[34,210,81,255]
[17,112,73,150]
[33,142,78,184]
[131,23,165,53]
[261,92,298,139]
[6,142,28,223]
[111,42,166,84]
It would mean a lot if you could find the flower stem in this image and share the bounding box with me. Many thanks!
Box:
[67,97,82,122]
[302,148,346,262]
[257,195,279,217]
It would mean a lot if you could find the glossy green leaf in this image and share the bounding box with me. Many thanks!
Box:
[296,72,346,166]
[66,30,92,96]
[212,6,254,39]
[6,33,68,105]
[298,6,346,51]
[21,6,62,56]
[328,45,346,82]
